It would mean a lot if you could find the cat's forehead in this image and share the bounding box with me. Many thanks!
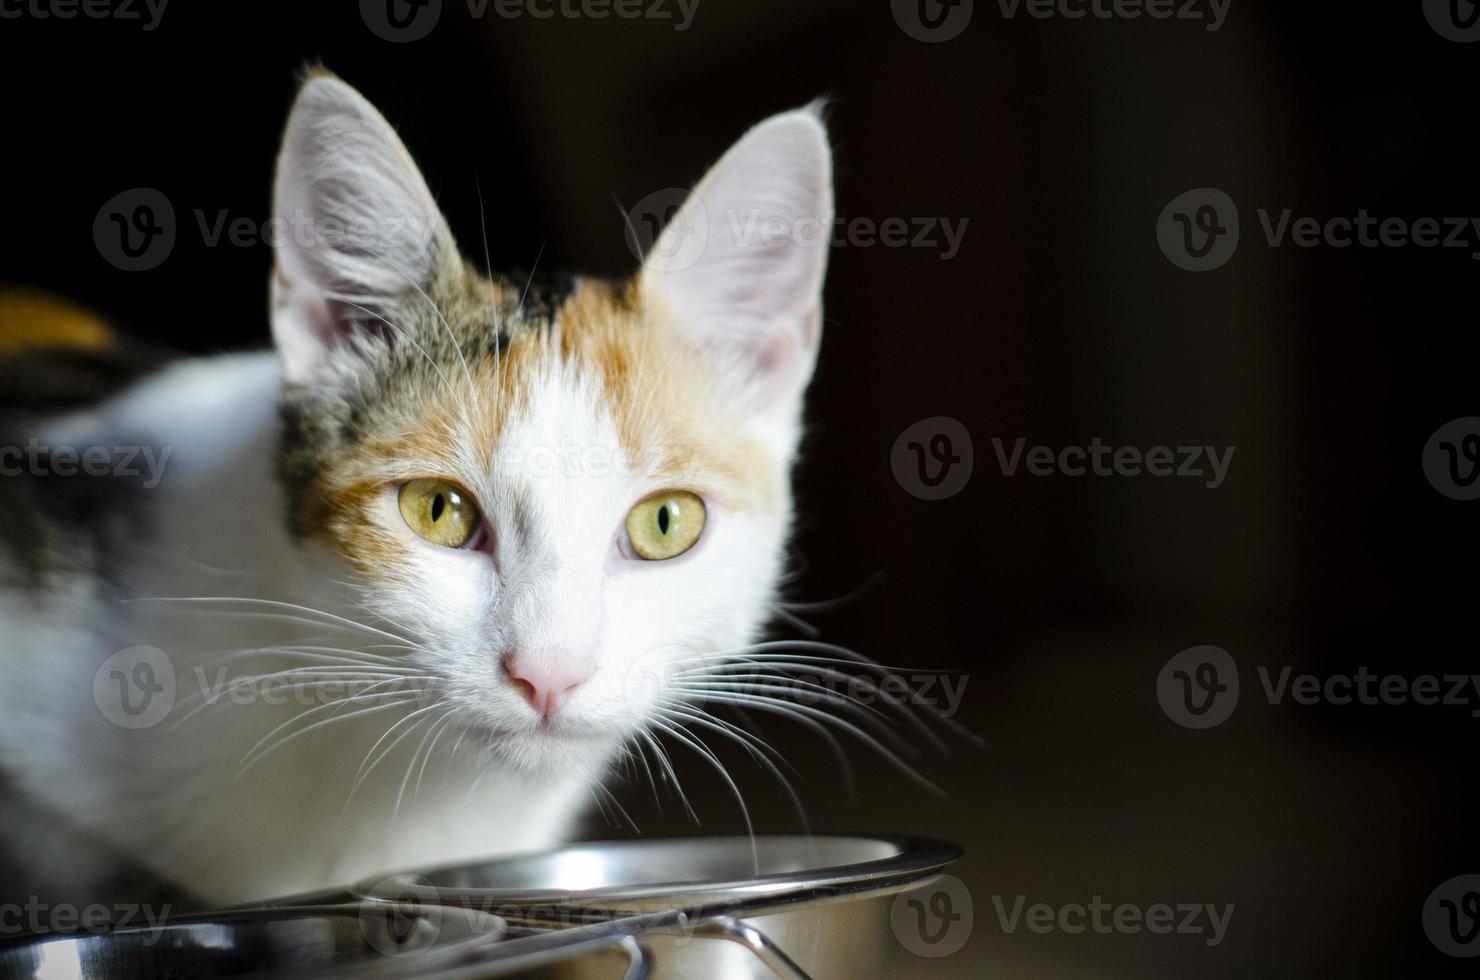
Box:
[445,275,764,501]
[281,273,778,559]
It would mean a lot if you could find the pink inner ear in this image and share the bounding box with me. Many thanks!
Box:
[325,299,398,349]
[751,325,800,378]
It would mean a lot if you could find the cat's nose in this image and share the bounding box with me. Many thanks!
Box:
[502,654,592,719]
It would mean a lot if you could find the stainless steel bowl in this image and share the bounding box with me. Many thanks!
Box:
[354,834,963,979]
[0,903,507,980]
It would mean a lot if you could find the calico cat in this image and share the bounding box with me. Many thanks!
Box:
[0,72,833,906]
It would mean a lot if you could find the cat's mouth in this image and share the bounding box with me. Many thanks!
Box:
[456,713,623,775]
[464,711,616,745]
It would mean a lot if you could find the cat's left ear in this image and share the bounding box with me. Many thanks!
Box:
[639,104,833,416]
[270,72,456,384]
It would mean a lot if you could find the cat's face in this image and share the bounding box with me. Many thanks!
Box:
[269,74,831,772]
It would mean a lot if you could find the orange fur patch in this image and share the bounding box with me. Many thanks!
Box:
[554,279,780,513]
[307,272,783,568]
[0,288,116,357]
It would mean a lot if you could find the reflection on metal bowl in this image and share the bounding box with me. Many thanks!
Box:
[353,834,963,979]
[0,903,506,980]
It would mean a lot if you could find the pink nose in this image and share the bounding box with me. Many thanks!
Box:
[502,655,592,719]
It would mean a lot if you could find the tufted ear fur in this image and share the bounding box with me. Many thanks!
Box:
[270,73,456,384]
[639,105,833,423]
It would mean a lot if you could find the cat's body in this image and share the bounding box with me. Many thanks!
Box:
[1,350,598,904]
[0,74,833,906]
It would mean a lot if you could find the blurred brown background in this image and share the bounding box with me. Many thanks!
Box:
[3,1,1478,976]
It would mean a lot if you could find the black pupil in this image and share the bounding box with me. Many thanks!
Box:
[430,492,446,523]
[657,505,670,535]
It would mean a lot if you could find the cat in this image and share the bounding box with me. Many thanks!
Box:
[0,70,833,907]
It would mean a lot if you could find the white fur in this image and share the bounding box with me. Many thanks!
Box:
[0,82,830,906]
[0,350,766,904]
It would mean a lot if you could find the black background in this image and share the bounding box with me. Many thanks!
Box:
[2,1,1478,976]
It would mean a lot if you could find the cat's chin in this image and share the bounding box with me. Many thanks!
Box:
[465,719,624,775]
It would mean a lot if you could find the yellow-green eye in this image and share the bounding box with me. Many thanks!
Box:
[626,491,706,561]
[398,478,481,549]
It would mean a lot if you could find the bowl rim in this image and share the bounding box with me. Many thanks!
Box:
[0,902,507,963]
[351,833,964,913]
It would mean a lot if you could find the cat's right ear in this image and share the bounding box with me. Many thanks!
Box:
[270,73,454,384]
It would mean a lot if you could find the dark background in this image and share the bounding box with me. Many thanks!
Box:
[3,1,1478,976]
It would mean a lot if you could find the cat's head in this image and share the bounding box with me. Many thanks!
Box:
[269,73,831,772]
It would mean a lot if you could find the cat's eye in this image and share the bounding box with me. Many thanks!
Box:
[625,491,706,561]
[398,478,482,549]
